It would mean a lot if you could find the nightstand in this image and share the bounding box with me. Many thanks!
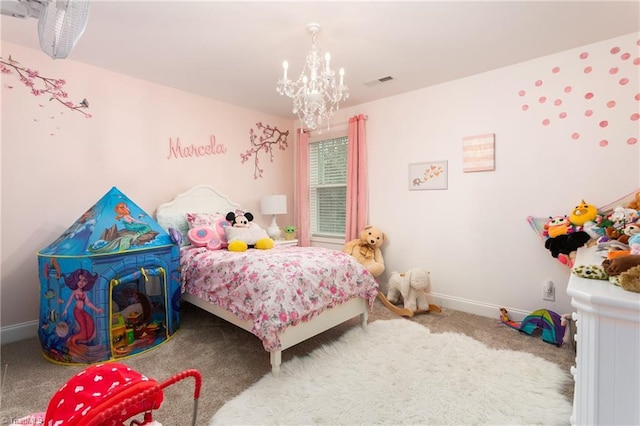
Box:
[274,239,298,247]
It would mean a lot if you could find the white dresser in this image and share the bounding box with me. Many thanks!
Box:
[567,246,640,426]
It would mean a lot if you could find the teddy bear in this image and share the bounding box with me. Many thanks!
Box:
[626,191,640,211]
[224,210,274,252]
[343,225,386,277]
[387,268,431,312]
[619,265,640,293]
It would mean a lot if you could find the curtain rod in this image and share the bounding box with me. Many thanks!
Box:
[304,115,368,135]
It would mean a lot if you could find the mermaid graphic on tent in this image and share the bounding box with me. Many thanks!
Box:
[89,201,158,253]
[62,268,103,345]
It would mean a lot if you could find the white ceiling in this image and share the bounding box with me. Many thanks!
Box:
[2,1,639,120]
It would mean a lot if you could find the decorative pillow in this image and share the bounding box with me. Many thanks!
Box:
[224,223,269,246]
[186,212,231,248]
[188,226,223,250]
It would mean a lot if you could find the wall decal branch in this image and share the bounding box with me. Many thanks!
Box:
[1,55,92,118]
[241,122,289,179]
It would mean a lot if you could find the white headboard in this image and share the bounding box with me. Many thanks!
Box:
[155,185,241,243]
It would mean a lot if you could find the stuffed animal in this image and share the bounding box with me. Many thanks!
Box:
[629,234,640,255]
[543,215,574,238]
[387,268,431,312]
[282,225,298,241]
[569,200,598,227]
[544,231,591,258]
[626,191,640,211]
[619,265,640,293]
[343,225,386,277]
[602,254,640,276]
[224,210,274,252]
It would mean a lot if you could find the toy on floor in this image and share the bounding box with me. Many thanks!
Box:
[343,225,386,277]
[379,268,441,317]
[499,308,566,347]
[11,363,202,426]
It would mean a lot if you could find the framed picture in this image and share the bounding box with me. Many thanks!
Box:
[408,161,448,190]
[463,133,495,172]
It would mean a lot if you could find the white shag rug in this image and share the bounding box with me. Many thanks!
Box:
[210,319,572,425]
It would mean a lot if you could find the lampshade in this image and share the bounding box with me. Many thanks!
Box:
[260,195,287,215]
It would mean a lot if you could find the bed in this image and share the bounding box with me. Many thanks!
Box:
[155,185,379,374]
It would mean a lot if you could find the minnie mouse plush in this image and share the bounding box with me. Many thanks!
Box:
[224,210,274,251]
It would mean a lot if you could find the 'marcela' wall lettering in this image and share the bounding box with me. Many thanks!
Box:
[167,135,227,159]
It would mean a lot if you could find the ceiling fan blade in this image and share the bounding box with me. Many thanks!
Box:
[37,0,90,59]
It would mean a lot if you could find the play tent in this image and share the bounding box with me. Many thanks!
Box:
[37,187,180,365]
[519,309,565,347]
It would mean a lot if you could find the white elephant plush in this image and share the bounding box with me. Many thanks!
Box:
[387,268,431,311]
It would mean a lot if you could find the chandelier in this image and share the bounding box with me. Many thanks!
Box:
[276,23,349,130]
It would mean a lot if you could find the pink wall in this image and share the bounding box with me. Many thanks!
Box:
[2,33,639,340]
[330,33,640,319]
[1,41,295,329]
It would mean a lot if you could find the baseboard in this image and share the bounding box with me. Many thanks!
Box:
[0,320,38,345]
[431,293,531,322]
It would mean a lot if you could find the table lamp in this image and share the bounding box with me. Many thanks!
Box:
[260,195,287,240]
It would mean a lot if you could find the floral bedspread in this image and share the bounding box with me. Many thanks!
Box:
[179,246,379,351]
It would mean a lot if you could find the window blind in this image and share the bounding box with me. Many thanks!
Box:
[309,136,348,237]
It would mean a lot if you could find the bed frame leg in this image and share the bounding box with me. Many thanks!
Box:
[270,350,282,376]
[360,308,368,329]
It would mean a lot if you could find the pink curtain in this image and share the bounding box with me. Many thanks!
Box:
[345,114,368,242]
[295,129,311,246]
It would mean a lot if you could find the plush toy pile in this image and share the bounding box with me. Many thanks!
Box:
[529,190,640,269]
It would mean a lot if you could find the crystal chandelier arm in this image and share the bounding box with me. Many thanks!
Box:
[276,23,349,130]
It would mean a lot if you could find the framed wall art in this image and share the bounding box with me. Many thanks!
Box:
[409,160,448,190]
[463,133,495,172]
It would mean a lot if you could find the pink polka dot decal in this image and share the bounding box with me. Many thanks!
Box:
[517,37,638,148]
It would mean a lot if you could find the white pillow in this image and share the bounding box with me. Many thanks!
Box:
[156,212,190,246]
[224,223,269,245]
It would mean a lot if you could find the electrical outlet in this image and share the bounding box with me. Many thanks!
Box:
[543,280,555,301]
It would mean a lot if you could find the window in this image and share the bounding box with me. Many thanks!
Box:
[309,135,348,238]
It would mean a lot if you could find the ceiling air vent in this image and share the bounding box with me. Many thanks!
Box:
[364,76,394,87]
